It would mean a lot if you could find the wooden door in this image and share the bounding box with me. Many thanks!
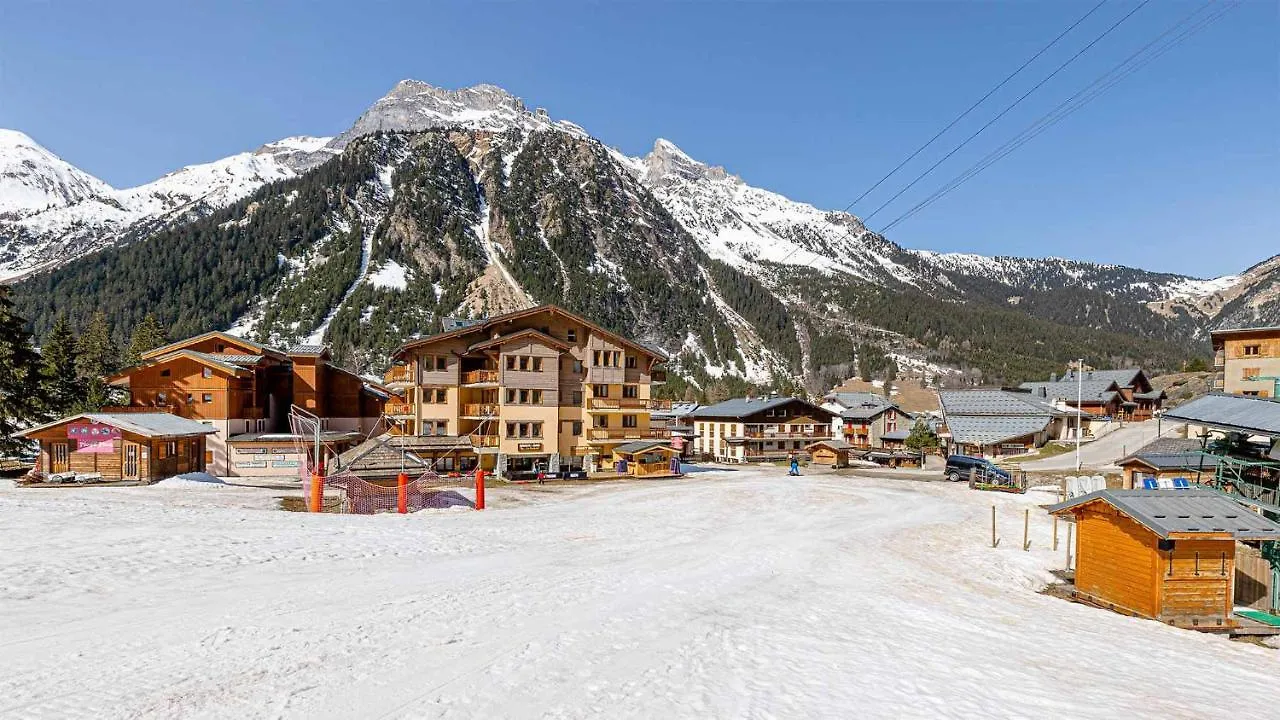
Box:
[50,442,70,473]
[123,444,139,480]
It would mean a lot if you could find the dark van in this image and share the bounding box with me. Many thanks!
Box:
[944,454,1009,482]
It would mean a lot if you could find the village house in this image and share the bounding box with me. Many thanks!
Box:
[691,396,835,463]
[937,389,1084,457]
[19,412,216,484]
[1212,325,1280,397]
[103,332,388,476]
[378,305,672,480]
[1019,368,1165,421]
[819,392,910,449]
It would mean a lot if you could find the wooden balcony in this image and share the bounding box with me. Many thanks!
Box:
[1213,352,1225,369]
[462,370,498,385]
[385,402,414,416]
[462,403,499,417]
[588,428,671,442]
[743,429,831,439]
[588,398,674,411]
[472,435,499,448]
[651,369,667,384]
[384,365,414,384]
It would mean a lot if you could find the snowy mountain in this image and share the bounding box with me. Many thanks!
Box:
[8,80,1268,389]
[0,134,335,280]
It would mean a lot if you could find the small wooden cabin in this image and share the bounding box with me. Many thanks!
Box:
[612,441,682,478]
[19,412,216,484]
[806,439,854,468]
[1050,489,1280,629]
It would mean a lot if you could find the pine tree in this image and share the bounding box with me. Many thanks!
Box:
[904,420,940,453]
[0,287,44,457]
[75,311,119,411]
[40,314,83,415]
[122,313,167,367]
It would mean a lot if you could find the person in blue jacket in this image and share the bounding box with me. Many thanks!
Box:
[788,453,800,476]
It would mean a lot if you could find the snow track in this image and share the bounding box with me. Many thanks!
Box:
[1,470,1276,719]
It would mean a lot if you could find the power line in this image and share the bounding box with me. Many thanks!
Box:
[877,0,1237,234]
[839,0,1109,214]
[860,0,1152,224]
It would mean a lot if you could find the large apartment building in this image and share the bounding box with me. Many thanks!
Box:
[690,396,835,463]
[382,306,671,479]
[106,332,387,475]
[1212,325,1280,397]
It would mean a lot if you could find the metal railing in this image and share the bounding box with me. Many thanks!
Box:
[385,403,413,416]
[588,428,671,441]
[588,398,673,410]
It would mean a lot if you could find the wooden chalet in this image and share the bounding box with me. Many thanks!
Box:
[19,412,215,484]
[1050,489,1280,629]
[611,441,682,478]
[806,439,854,468]
[691,397,835,463]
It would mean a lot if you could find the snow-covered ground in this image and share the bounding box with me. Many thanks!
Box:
[1,469,1275,719]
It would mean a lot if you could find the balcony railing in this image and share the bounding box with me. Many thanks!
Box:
[1212,353,1224,369]
[472,435,499,447]
[462,403,498,417]
[385,402,413,416]
[462,370,498,385]
[588,428,671,441]
[588,398,674,410]
[743,429,831,439]
[384,365,414,384]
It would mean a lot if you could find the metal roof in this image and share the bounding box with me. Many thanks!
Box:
[939,390,1058,417]
[1048,489,1280,540]
[944,414,1051,446]
[1058,369,1146,387]
[1018,380,1120,404]
[613,441,675,454]
[691,396,830,420]
[20,412,217,438]
[1163,394,1280,437]
[1121,452,1222,472]
[287,344,327,356]
[194,352,264,367]
[881,429,911,441]
[651,401,699,419]
[807,439,855,450]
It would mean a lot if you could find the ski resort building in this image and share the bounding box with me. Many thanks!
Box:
[103,332,388,476]
[690,397,835,463]
[19,412,216,484]
[1212,325,1280,397]
[380,305,672,480]
[1019,368,1165,421]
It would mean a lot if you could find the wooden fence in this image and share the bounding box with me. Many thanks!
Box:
[1235,543,1276,612]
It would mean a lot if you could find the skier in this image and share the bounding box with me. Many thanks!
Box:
[788,452,800,476]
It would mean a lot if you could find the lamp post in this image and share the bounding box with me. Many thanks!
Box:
[1075,358,1083,472]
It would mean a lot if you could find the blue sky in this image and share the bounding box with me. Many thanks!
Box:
[1,0,1275,277]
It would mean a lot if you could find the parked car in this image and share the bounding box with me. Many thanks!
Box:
[943,454,1010,482]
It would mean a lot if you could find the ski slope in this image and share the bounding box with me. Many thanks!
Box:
[0,469,1275,719]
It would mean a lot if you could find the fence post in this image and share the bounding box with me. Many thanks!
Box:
[991,506,999,548]
[1023,508,1031,551]
[475,468,486,511]
[309,472,323,513]
[397,471,408,514]
[1066,522,1074,570]
[1053,515,1059,551]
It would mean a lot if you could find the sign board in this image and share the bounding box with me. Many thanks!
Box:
[670,436,685,451]
[238,447,268,455]
[67,423,121,453]
[271,460,301,469]
[235,460,267,469]
[517,442,543,452]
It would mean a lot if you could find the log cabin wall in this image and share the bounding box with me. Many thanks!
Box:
[1074,504,1161,618]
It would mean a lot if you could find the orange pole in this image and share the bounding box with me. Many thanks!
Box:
[309,472,323,513]
[474,468,485,510]
[397,471,409,514]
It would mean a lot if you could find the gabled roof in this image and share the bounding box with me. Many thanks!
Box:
[1059,369,1147,388]
[939,390,1059,417]
[107,349,256,383]
[141,331,287,361]
[1048,489,1280,540]
[826,392,904,420]
[287,344,329,357]
[944,415,1051,446]
[613,440,676,454]
[691,396,832,420]
[807,439,855,451]
[1119,452,1222,472]
[1163,394,1280,437]
[19,412,217,439]
[392,304,668,363]
[1018,380,1122,405]
[466,327,571,354]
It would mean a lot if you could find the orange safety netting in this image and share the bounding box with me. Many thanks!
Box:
[309,469,472,514]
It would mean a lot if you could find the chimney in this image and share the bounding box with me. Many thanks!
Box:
[1050,372,1058,382]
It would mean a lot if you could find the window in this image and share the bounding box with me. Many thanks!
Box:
[186,393,194,404]
[506,389,517,404]
[532,390,543,404]
[519,389,530,404]
[571,390,583,405]
[519,356,529,371]
[1243,367,1261,380]
[203,393,213,403]
[593,384,609,398]
[435,355,447,371]
[622,385,638,399]
[506,422,517,438]
[506,356,516,371]
[567,329,577,342]
[594,415,609,429]
[571,420,582,436]
[592,350,601,366]
[625,355,637,369]
[622,415,638,428]
[1243,391,1261,397]
[425,420,447,436]
[160,368,171,377]
[532,357,543,372]
[885,410,898,433]
[202,367,213,379]
[1243,344,1261,356]
[435,388,447,403]
[532,422,543,438]
[571,359,583,374]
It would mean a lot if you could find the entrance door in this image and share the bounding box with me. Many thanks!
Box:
[50,442,70,473]
[123,444,139,480]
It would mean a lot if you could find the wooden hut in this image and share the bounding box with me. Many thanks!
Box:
[612,441,682,478]
[806,439,854,468]
[19,412,216,484]
[1049,489,1280,629]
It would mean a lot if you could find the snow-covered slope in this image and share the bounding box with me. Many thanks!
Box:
[0,130,112,215]
[0,135,335,280]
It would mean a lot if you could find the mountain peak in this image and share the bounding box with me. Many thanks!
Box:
[642,138,731,185]
[0,128,113,215]
[330,80,539,149]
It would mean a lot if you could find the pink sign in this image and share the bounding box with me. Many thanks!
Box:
[671,435,685,451]
[67,423,121,453]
